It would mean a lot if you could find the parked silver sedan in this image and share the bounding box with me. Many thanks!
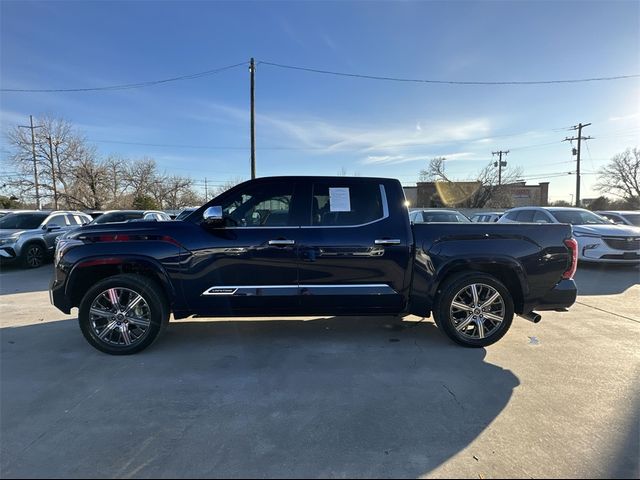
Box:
[409,209,470,223]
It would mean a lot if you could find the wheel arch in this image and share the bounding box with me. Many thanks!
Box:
[432,258,527,314]
[66,255,176,311]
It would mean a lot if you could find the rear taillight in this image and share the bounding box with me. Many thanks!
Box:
[563,238,578,279]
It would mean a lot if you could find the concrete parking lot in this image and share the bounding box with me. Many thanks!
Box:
[1,263,638,478]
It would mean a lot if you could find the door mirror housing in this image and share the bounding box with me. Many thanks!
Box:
[203,206,224,225]
[45,224,62,232]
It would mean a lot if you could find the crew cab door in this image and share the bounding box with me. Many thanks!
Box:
[182,179,305,315]
[297,179,412,315]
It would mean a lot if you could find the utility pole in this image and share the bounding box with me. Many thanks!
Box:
[46,136,58,209]
[249,58,256,180]
[204,177,208,199]
[492,150,509,185]
[18,115,43,209]
[563,123,592,207]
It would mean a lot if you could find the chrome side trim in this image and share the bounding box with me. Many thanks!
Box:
[201,284,397,296]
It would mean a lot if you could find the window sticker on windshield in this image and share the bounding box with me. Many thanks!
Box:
[329,187,351,212]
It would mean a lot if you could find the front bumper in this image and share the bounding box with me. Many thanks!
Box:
[50,270,72,314]
[579,238,640,264]
[0,245,18,260]
[535,279,578,311]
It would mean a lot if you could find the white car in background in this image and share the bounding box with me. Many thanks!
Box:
[596,210,640,227]
[499,206,640,265]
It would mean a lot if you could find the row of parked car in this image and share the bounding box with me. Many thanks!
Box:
[410,207,640,265]
[0,208,197,268]
[2,204,638,269]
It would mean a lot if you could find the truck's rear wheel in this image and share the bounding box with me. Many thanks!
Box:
[434,273,514,347]
[78,274,169,355]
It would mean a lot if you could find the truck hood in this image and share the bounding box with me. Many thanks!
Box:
[0,229,27,238]
[573,224,640,237]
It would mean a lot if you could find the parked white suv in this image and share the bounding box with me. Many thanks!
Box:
[499,207,640,264]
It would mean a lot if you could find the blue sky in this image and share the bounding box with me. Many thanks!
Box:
[1,0,638,201]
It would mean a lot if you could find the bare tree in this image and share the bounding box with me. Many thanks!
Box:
[65,155,110,209]
[213,177,246,196]
[103,155,130,208]
[421,156,523,208]
[150,174,199,209]
[5,116,89,208]
[596,148,640,207]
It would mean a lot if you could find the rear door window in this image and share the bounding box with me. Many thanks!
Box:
[516,210,535,222]
[46,214,68,227]
[312,182,384,226]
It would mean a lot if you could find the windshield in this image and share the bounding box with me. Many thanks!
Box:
[176,209,195,221]
[550,210,608,225]
[90,212,144,224]
[617,213,640,227]
[0,213,49,229]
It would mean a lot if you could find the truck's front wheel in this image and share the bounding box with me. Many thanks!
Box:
[78,274,169,355]
[434,273,514,347]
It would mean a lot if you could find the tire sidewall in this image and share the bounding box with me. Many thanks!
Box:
[436,273,514,348]
[78,274,167,355]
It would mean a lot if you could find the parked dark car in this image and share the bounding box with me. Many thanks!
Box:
[0,210,92,267]
[409,209,470,223]
[51,176,577,354]
[175,207,198,221]
[89,210,172,224]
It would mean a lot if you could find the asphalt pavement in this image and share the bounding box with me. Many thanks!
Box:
[0,262,638,478]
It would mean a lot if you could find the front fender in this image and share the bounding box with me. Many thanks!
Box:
[65,254,180,309]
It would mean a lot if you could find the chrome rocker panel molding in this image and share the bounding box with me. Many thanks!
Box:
[202,284,398,296]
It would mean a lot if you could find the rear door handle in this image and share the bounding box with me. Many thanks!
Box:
[374,239,401,246]
[268,239,296,246]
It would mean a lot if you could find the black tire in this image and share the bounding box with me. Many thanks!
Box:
[22,243,46,268]
[78,274,169,355]
[433,273,514,348]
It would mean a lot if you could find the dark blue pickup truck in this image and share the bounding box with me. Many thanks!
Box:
[51,176,578,354]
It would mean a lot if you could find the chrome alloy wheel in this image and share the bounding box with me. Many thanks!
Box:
[89,288,151,347]
[449,283,505,340]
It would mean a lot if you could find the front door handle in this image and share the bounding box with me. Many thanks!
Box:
[374,239,401,246]
[268,239,295,246]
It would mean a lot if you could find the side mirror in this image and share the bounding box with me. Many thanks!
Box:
[203,206,224,225]
[46,225,62,232]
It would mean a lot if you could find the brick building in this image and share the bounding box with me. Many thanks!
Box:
[409,181,549,208]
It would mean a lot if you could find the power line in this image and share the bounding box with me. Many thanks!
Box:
[258,61,640,86]
[0,61,248,93]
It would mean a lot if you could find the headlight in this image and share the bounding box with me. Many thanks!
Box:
[54,238,84,266]
[0,235,19,245]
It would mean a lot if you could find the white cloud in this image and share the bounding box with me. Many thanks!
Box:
[609,112,640,122]
[363,152,474,165]
[187,101,496,169]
